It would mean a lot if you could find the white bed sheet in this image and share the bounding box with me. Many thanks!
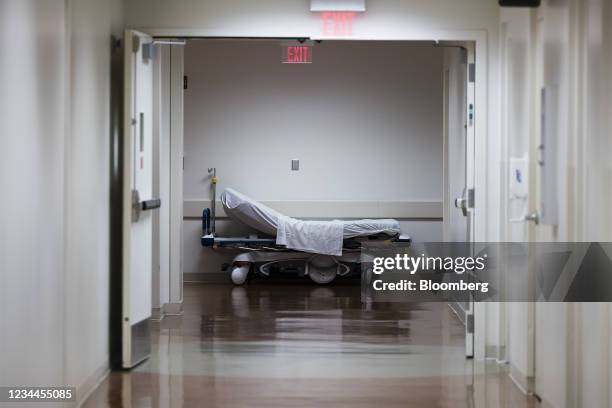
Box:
[220,188,401,255]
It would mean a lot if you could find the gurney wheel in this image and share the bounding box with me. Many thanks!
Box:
[231,265,250,285]
[308,268,336,284]
[307,255,337,285]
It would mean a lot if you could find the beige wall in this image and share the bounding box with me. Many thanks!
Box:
[125,0,499,38]
[181,40,446,275]
[64,0,124,395]
[0,0,68,388]
[0,0,123,402]
[183,40,444,202]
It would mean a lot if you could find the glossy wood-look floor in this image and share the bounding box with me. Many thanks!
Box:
[85,282,537,407]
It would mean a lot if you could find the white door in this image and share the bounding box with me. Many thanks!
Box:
[500,10,537,387]
[502,7,569,399]
[532,6,571,404]
[122,30,156,368]
[443,44,476,358]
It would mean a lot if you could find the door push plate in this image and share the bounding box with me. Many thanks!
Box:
[455,187,470,217]
[467,188,475,209]
[132,190,141,222]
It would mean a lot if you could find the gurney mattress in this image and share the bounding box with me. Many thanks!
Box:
[221,188,401,239]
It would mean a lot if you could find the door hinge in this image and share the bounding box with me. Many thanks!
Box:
[184,75,188,90]
[132,35,141,54]
[468,63,475,83]
[142,43,154,62]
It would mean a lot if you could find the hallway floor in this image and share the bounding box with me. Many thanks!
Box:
[85,283,538,407]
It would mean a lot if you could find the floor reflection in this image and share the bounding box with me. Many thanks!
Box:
[84,283,537,407]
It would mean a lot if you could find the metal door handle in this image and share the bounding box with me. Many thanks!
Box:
[455,188,468,217]
[509,211,539,224]
[141,199,161,211]
[524,212,539,224]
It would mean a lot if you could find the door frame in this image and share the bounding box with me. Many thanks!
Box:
[151,42,186,320]
[441,43,476,358]
[125,28,490,359]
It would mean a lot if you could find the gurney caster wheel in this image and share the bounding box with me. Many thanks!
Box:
[307,255,337,285]
[231,265,250,285]
[308,268,336,285]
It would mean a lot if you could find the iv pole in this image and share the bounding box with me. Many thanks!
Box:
[208,167,217,236]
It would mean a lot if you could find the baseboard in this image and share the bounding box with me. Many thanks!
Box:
[184,272,229,284]
[485,345,506,361]
[77,362,109,407]
[162,302,184,316]
[508,362,534,395]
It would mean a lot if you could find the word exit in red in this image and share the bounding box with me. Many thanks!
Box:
[321,12,356,36]
[282,46,312,64]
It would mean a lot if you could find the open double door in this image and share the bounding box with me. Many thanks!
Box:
[111,33,479,366]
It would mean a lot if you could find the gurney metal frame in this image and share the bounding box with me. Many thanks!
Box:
[201,208,411,285]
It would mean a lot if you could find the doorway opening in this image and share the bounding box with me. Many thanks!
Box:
[111,34,481,369]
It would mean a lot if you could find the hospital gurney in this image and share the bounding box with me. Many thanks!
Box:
[201,188,411,285]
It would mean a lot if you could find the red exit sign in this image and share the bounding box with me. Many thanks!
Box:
[321,12,356,36]
[282,45,313,64]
